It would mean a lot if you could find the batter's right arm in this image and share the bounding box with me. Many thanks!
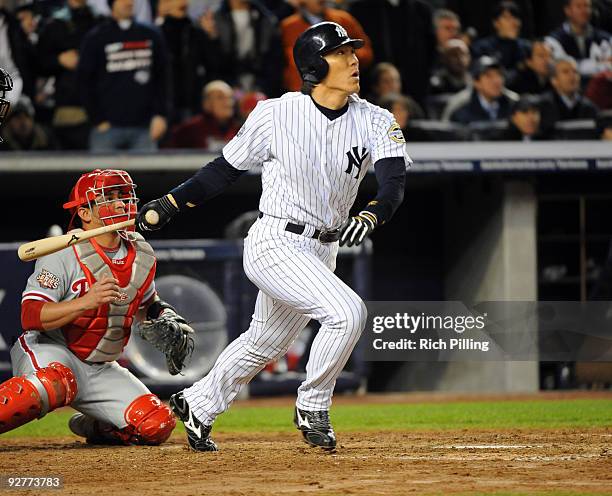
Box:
[137,100,272,232]
[136,157,245,231]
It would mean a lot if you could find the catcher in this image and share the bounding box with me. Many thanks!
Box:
[0,169,194,445]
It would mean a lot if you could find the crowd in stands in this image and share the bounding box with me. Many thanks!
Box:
[0,0,611,151]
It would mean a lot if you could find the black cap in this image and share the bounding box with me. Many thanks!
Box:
[471,55,503,79]
[511,95,540,114]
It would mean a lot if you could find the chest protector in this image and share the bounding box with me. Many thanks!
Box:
[62,232,156,362]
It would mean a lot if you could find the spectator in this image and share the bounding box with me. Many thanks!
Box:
[0,96,57,151]
[380,93,433,142]
[597,110,612,139]
[15,1,39,45]
[443,55,519,123]
[156,0,221,123]
[494,95,549,140]
[368,63,425,118]
[585,69,612,109]
[87,0,152,23]
[540,56,599,130]
[188,0,222,24]
[471,1,531,76]
[546,0,612,76]
[430,38,472,95]
[445,0,536,39]
[202,0,283,97]
[262,0,299,21]
[0,7,34,103]
[508,39,554,95]
[349,0,436,107]
[434,8,461,52]
[165,80,241,150]
[78,0,170,152]
[280,0,373,92]
[238,90,266,120]
[37,0,103,150]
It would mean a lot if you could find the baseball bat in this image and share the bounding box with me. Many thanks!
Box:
[17,211,160,262]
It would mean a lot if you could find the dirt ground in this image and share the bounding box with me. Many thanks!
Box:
[1,393,611,496]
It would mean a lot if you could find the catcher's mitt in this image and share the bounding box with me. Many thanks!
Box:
[137,309,195,375]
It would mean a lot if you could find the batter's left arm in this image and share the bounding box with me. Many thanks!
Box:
[339,157,406,247]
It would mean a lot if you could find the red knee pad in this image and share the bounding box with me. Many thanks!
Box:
[35,362,78,410]
[0,376,43,434]
[123,394,176,445]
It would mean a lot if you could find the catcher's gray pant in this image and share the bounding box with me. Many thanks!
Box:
[184,215,366,424]
[11,331,150,428]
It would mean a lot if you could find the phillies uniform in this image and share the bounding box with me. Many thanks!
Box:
[12,235,156,429]
[1,168,176,444]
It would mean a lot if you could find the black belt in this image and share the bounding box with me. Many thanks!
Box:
[258,213,341,243]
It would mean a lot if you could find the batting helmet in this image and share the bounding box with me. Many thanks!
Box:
[0,68,14,142]
[63,169,138,233]
[293,22,364,84]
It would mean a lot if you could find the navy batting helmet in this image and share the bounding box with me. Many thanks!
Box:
[293,22,364,84]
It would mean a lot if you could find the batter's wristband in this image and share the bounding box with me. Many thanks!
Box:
[362,201,387,225]
[159,195,179,215]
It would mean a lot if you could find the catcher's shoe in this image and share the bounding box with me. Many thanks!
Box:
[294,407,336,450]
[169,392,218,452]
[68,413,125,445]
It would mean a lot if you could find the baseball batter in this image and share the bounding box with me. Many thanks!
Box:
[0,169,193,445]
[137,22,411,451]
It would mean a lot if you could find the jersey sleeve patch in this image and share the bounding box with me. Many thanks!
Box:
[388,122,406,144]
[35,269,61,290]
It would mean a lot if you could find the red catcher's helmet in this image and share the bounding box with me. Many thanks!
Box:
[63,169,138,233]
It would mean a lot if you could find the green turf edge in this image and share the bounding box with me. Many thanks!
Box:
[2,398,611,438]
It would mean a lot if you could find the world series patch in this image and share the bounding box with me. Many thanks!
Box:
[36,269,60,289]
[388,122,406,144]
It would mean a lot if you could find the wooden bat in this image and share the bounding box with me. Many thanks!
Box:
[17,210,160,262]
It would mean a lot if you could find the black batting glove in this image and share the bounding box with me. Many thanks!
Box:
[339,211,378,247]
[136,194,179,232]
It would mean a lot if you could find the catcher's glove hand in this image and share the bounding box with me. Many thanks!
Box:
[137,309,194,375]
[339,211,378,247]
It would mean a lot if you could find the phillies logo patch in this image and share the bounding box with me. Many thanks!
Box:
[71,278,89,297]
[36,269,60,290]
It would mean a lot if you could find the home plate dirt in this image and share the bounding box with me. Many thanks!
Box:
[1,428,610,495]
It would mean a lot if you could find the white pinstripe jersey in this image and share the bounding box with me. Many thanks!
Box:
[223,92,412,230]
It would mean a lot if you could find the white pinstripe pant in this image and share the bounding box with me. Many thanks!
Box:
[183,215,367,424]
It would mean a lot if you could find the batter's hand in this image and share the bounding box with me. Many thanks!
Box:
[80,275,121,310]
[339,211,378,247]
[136,194,179,231]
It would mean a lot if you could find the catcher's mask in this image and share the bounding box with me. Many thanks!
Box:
[0,68,13,142]
[63,169,138,237]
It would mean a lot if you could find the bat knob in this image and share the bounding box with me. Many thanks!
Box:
[145,209,160,225]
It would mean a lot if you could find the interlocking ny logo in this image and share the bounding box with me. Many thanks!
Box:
[335,25,348,38]
[345,146,369,179]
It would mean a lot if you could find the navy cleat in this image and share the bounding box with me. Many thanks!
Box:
[294,407,336,450]
[169,392,218,452]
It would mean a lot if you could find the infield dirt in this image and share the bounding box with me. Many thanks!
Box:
[1,392,611,495]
